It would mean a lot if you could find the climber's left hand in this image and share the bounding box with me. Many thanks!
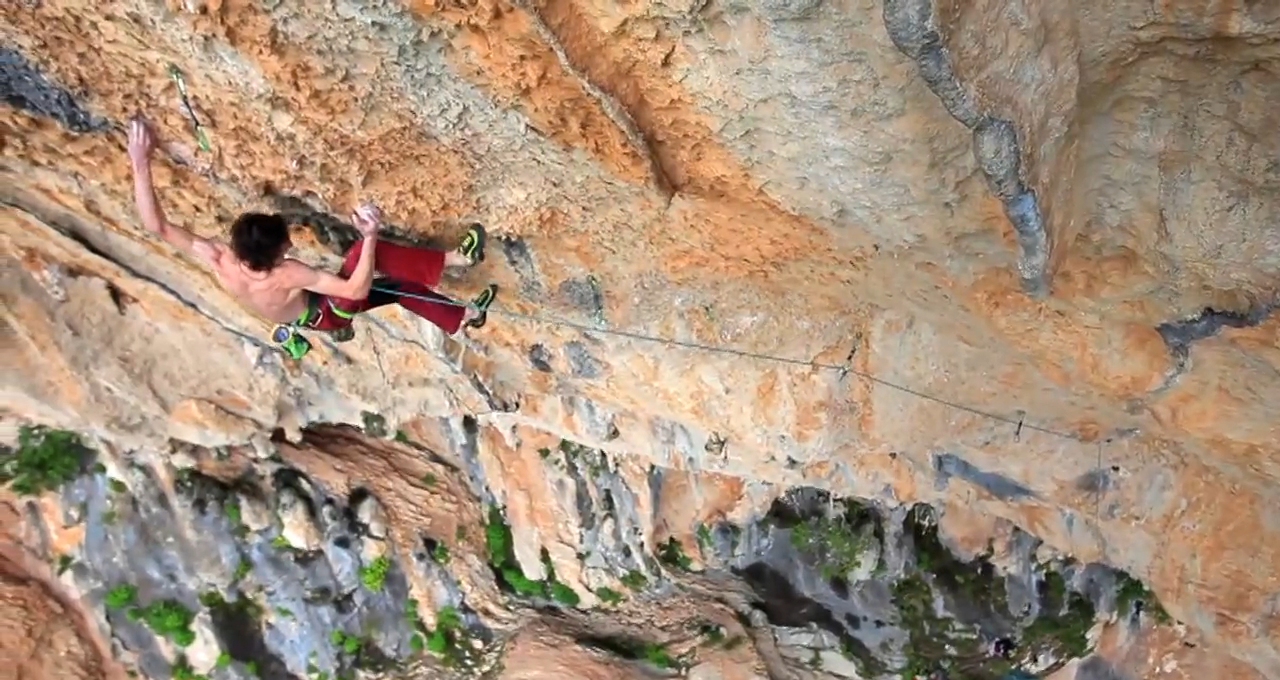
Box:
[127,116,158,165]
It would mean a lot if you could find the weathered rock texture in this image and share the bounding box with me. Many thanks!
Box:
[1,0,1278,678]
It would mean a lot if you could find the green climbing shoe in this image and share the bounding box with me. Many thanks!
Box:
[458,223,486,266]
[466,284,499,329]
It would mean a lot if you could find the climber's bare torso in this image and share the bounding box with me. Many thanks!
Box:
[203,242,314,324]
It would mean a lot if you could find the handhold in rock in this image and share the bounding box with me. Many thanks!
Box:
[277,487,322,551]
[353,490,389,540]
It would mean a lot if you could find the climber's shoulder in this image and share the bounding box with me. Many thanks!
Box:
[270,257,327,288]
[190,237,224,266]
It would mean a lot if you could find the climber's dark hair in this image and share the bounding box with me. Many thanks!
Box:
[230,212,291,272]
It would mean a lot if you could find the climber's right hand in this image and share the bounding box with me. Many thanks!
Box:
[127,116,157,166]
[353,202,383,238]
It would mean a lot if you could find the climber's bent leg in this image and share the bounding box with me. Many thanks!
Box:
[338,224,486,286]
[373,281,469,335]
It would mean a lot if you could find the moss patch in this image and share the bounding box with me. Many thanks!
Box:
[105,586,197,648]
[1115,570,1173,625]
[404,600,481,669]
[578,634,684,671]
[483,504,581,606]
[1,425,95,496]
[1020,569,1095,661]
[658,537,694,571]
[890,504,1099,678]
[769,494,883,582]
[359,555,392,591]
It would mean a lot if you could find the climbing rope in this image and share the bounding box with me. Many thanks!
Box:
[366,284,1085,442]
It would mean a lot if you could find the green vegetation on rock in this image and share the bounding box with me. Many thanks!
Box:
[105,584,138,609]
[620,570,647,591]
[483,504,581,606]
[233,559,251,582]
[136,599,199,647]
[171,656,207,680]
[331,630,363,656]
[1115,570,1173,624]
[584,634,684,671]
[1021,570,1095,660]
[403,584,480,668]
[658,537,694,571]
[360,411,388,438]
[107,586,198,648]
[359,555,392,591]
[0,425,93,496]
[881,504,1104,679]
[788,501,879,580]
[594,586,625,605]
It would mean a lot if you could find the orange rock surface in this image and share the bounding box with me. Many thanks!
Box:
[1,0,1277,678]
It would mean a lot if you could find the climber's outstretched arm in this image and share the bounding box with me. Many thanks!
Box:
[127,117,221,266]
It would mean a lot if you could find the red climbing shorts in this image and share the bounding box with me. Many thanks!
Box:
[298,238,467,335]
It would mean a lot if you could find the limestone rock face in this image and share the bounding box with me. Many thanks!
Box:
[1,0,1277,679]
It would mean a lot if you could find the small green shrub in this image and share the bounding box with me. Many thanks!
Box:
[171,656,207,680]
[432,543,450,564]
[595,587,624,605]
[417,604,476,666]
[105,584,137,609]
[0,426,91,496]
[216,653,231,668]
[136,599,198,647]
[696,524,713,548]
[360,556,392,591]
[109,478,128,494]
[272,535,291,549]
[331,630,363,655]
[485,505,582,607]
[620,570,647,590]
[361,411,388,438]
[549,581,580,606]
[658,537,693,571]
[56,554,74,576]
[427,628,448,654]
[223,500,242,525]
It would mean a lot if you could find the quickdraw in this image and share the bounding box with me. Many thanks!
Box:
[168,64,212,153]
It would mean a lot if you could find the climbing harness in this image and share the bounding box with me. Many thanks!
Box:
[167,64,211,153]
[269,294,357,360]
[271,323,311,360]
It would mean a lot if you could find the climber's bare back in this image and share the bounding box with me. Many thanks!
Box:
[204,243,315,324]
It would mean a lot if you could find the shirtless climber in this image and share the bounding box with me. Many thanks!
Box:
[125,116,498,356]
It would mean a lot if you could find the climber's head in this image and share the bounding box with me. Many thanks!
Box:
[230,212,292,272]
